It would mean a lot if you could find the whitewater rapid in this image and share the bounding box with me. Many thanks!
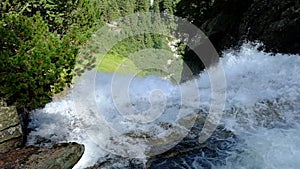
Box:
[27,43,300,169]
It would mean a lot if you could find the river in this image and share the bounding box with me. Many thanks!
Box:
[27,43,300,169]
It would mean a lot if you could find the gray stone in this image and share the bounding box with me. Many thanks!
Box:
[0,103,24,153]
[0,142,84,169]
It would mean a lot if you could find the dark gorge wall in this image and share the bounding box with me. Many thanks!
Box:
[179,0,300,79]
[239,0,300,54]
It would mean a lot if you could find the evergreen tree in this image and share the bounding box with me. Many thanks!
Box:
[118,0,135,16]
[107,0,121,22]
[161,0,174,14]
[99,0,110,22]
[153,35,163,49]
[175,0,214,26]
[152,0,161,13]
[150,0,165,35]
[135,0,150,12]
[144,34,155,48]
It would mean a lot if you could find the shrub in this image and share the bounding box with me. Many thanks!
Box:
[1,0,79,34]
[0,13,76,110]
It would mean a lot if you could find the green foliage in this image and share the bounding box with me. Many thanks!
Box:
[135,0,150,12]
[109,34,171,57]
[1,0,105,36]
[119,0,135,16]
[159,0,175,14]
[106,0,121,22]
[0,13,76,109]
[175,0,214,25]
[0,0,181,110]
[0,0,109,110]
[75,2,177,76]
[151,0,161,13]
[1,0,79,34]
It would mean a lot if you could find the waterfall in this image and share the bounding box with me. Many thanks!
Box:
[27,43,300,168]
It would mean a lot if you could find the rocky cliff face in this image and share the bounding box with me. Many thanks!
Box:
[238,0,300,54]
[202,0,300,54]
[181,0,300,78]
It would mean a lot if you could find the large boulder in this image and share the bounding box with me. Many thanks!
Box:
[0,142,84,169]
[0,99,24,153]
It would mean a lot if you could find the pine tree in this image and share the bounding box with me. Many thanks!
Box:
[152,0,161,13]
[135,0,150,12]
[144,34,154,48]
[118,0,135,16]
[99,0,110,22]
[151,0,163,33]
[107,0,121,22]
[175,0,214,25]
[161,0,174,14]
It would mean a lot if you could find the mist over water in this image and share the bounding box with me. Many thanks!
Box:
[27,43,300,168]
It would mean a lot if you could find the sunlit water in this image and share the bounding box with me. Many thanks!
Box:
[27,43,300,168]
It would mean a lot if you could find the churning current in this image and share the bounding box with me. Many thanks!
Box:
[27,43,300,169]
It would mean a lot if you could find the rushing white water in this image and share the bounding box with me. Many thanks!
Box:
[27,43,300,168]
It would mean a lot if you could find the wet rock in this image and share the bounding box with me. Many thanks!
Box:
[86,114,237,169]
[146,124,237,169]
[85,154,145,169]
[0,99,24,153]
[0,142,84,169]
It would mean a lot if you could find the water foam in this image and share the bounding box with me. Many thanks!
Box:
[27,43,300,168]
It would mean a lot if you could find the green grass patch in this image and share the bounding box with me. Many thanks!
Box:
[97,48,183,83]
[97,53,140,74]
